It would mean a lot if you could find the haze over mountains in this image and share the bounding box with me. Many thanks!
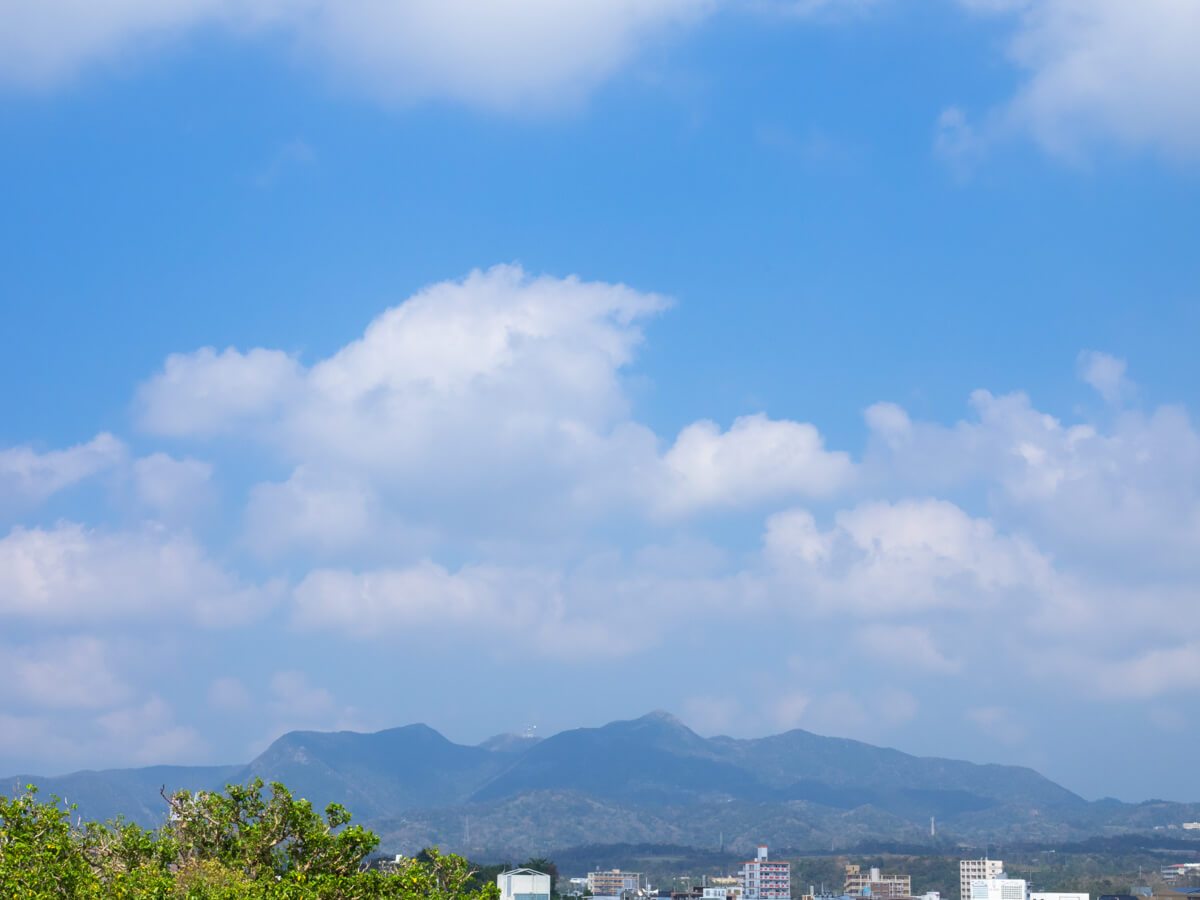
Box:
[8,713,1199,857]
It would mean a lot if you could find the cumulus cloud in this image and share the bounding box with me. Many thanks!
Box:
[291,560,643,654]
[136,347,302,438]
[0,637,130,710]
[139,265,665,461]
[243,467,380,558]
[855,623,961,673]
[96,695,206,765]
[0,522,277,625]
[656,414,853,515]
[1039,642,1200,700]
[0,432,125,506]
[1077,349,1132,405]
[764,498,1053,615]
[953,0,1200,160]
[0,694,205,769]
[132,452,214,518]
[138,265,846,554]
[865,386,1200,576]
[0,0,713,109]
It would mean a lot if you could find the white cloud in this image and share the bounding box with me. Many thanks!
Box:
[1042,643,1200,700]
[865,386,1200,576]
[262,670,374,738]
[0,522,277,625]
[96,695,206,765]
[292,560,622,652]
[0,432,125,506]
[0,637,130,710]
[139,265,847,555]
[954,0,1200,160]
[764,498,1053,616]
[132,452,214,517]
[656,414,853,515]
[139,265,666,465]
[0,0,713,109]
[136,346,302,438]
[855,623,961,673]
[1077,349,1132,405]
[0,694,206,770]
[243,467,379,557]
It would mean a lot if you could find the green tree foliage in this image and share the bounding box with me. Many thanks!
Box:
[0,780,501,899]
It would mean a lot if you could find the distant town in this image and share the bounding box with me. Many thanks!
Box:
[485,851,1200,900]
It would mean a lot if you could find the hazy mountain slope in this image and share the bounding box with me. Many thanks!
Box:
[471,712,770,806]
[234,723,511,819]
[6,711,1195,850]
[3,764,242,825]
[709,728,1085,818]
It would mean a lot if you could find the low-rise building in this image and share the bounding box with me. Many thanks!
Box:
[589,869,642,897]
[845,866,912,898]
[498,868,552,900]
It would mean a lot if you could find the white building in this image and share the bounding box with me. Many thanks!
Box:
[1031,892,1088,900]
[960,861,1006,900]
[970,878,1027,900]
[498,868,552,900]
[741,845,791,900]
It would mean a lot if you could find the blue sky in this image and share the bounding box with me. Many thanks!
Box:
[1,0,1199,804]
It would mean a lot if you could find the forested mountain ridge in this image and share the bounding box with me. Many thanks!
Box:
[8,712,1198,856]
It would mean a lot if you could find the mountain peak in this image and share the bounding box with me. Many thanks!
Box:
[639,709,685,726]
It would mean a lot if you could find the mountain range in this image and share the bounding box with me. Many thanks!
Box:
[7,712,1199,858]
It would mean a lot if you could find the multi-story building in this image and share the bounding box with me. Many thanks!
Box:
[498,868,552,900]
[1031,892,1088,900]
[844,866,912,898]
[740,846,791,900]
[969,878,1027,900]
[589,869,642,897]
[960,861,1006,900]
[1163,864,1200,884]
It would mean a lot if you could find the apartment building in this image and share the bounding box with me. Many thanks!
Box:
[845,866,912,898]
[589,870,642,897]
[741,846,791,900]
[960,861,1006,900]
[970,879,1027,900]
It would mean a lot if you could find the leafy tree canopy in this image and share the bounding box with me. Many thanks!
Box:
[0,779,500,899]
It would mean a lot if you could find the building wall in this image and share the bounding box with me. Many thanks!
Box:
[961,861,1006,900]
[589,871,641,895]
[741,861,791,900]
[845,867,912,898]
[970,878,1027,900]
[499,870,552,900]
